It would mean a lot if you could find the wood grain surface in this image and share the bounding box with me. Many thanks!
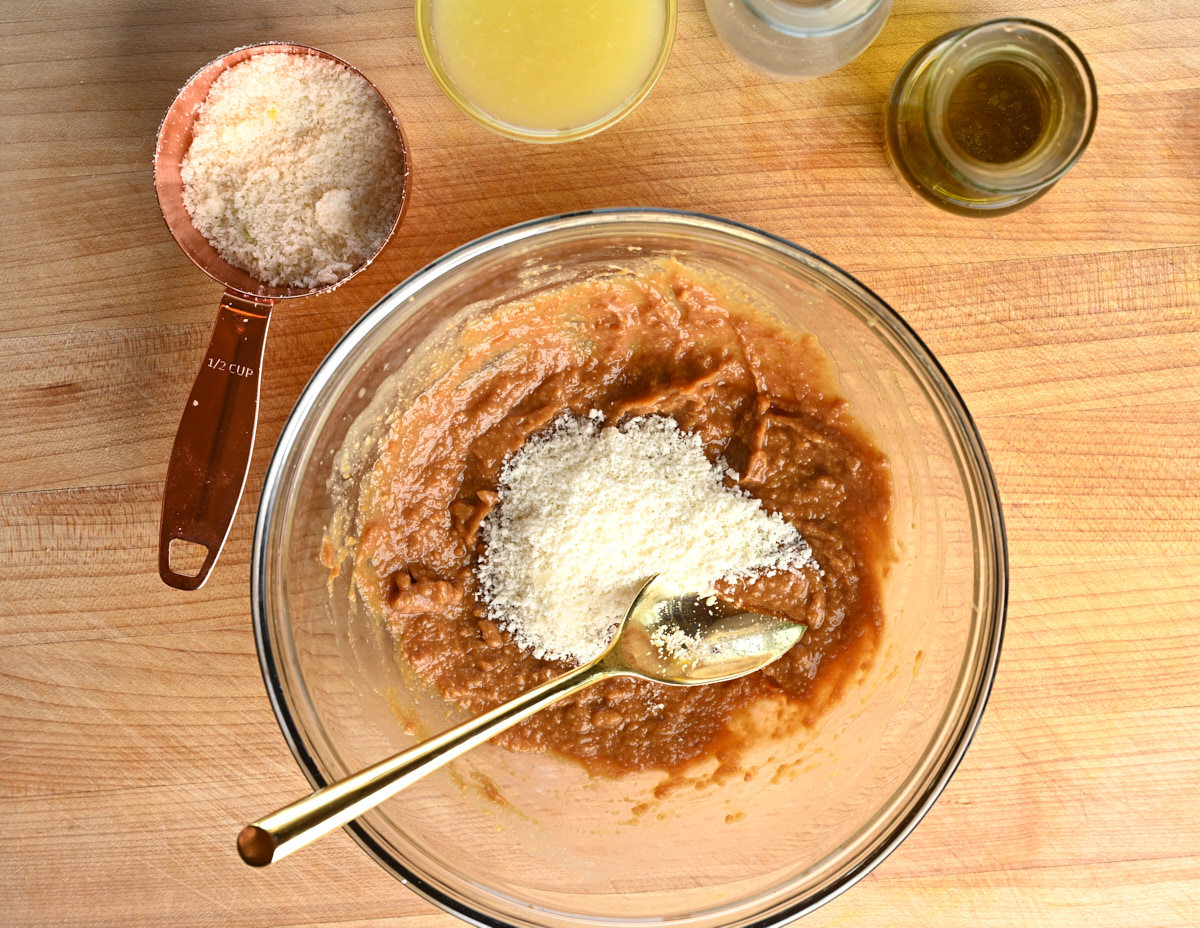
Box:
[2,1,1198,926]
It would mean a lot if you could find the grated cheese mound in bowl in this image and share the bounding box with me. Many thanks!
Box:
[180,52,405,290]
[477,413,812,665]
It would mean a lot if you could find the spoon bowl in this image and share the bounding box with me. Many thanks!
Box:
[237,574,805,867]
[612,577,809,683]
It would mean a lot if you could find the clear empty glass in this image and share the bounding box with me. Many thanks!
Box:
[705,0,893,81]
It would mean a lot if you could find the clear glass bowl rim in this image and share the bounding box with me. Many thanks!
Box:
[250,207,1008,928]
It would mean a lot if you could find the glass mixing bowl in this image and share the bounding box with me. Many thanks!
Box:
[251,209,1007,927]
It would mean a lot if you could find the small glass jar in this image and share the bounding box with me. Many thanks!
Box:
[885,19,1097,215]
[705,0,893,81]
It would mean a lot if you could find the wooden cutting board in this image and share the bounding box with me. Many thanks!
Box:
[1,1,1197,926]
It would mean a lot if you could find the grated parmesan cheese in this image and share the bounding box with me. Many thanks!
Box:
[180,52,405,289]
[476,415,812,664]
[649,622,770,668]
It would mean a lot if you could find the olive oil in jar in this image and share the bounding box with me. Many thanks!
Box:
[945,60,1047,164]
[884,19,1097,216]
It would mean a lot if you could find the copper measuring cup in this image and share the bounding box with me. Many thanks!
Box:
[154,43,410,590]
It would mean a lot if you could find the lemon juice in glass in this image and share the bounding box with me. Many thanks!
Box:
[417,0,677,142]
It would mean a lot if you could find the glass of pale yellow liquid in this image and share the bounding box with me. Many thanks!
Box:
[416,0,677,142]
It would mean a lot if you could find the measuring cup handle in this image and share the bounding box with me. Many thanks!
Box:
[159,291,273,590]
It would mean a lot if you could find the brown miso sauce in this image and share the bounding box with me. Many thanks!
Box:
[350,264,894,777]
[945,60,1047,163]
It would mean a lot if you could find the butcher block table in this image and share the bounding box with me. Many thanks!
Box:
[2,1,1197,925]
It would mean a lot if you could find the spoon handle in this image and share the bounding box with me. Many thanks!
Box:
[238,656,614,866]
[159,291,272,589]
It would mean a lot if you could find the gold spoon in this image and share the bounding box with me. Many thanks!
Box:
[238,575,806,866]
